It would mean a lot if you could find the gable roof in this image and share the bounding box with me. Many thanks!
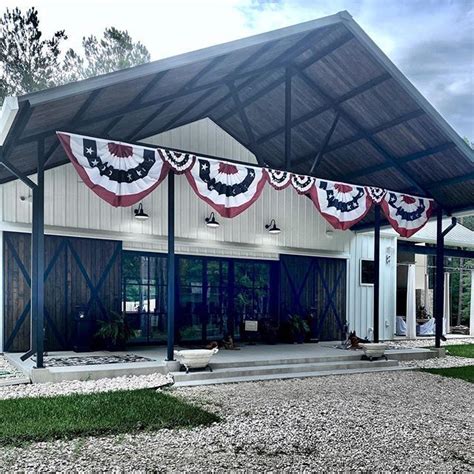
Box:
[1,10,473,224]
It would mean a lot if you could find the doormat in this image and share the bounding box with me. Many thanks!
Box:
[32,354,154,367]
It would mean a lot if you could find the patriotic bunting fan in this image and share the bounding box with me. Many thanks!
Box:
[186,159,267,218]
[158,148,195,174]
[266,169,291,190]
[310,179,372,230]
[366,186,386,204]
[56,131,436,238]
[291,174,315,194]
[57,132,169,207]
[381,192,434,237]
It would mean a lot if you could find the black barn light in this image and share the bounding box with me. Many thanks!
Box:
[265,219,281,234]
[205,212,220,228]
[134,203,149,220]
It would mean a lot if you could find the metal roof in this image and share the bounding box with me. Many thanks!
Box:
[1,10,473,222]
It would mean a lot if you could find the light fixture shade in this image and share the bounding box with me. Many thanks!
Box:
[205,212,220,228]
[265,219,281,234]
[134,203,149,220]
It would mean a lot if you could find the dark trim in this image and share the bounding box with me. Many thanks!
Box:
[228,82,257,149]
[0,152,36,189]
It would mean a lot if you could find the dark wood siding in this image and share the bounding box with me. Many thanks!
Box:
[280,254,346,341]
[3,232,121,352]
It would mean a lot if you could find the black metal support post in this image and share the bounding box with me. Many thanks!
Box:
[32,140,45,368]
[284,67,292,168]
[435,207,444,348]
[373,204,381,343]
[166,172,176,361]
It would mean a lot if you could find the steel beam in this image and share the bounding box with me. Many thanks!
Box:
[285,67,292,168]
[309,112,340,175]
[166,172,176,361]
[31,139,45,368]
[373,204,380,343]
[434,207,444,348]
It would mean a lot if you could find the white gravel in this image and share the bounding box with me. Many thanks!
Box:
[0,355,25,383]
[0,371,472,472]
[0,372,173,400]
[389,336,474,349]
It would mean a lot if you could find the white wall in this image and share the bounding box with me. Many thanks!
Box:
[347,232,398,341]
[0,118,398,339]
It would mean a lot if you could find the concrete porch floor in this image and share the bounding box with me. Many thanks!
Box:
[5,341,438,384]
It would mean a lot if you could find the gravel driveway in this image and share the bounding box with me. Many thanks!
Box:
[0,370,472,472]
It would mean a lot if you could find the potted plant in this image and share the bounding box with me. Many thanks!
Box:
[288,314,310,344]
[95,311,134,351]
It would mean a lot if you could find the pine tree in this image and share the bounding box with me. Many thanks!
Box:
[62,27,150,82]
[0,7,67,101]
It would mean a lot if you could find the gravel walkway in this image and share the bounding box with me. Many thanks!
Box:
[0,355,25,384]
[0,371,472,472]
[0,372,173,400]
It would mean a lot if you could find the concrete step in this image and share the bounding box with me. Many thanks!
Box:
[210,353,364,369]
[173,364,410,387]
[172,358,399,383]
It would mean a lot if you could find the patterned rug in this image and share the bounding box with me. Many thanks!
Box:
[32,354,154,367]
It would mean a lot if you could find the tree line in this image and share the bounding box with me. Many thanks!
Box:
[0,7,150,102]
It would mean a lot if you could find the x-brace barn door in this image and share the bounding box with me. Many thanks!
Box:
[3,232,121,352]
[280,254,346,341]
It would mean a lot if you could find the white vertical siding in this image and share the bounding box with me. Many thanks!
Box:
[347,233,397,341]
[0,118,398,339]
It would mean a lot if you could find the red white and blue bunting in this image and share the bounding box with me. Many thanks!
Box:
[57,132,169,207]
[309,179,372,230]
[158,148,195,174]
[380,191,434,238]
[266,169,291,190]
[57,132,436,236]
[185,158,267,218]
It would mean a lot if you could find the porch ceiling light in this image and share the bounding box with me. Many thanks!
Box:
[205,212,220,228]
[265,219,281,234]
[134,203,149,220]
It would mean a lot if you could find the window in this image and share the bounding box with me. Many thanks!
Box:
[360,259,375,285]
[122,252,167,343]
[122,251,276,345]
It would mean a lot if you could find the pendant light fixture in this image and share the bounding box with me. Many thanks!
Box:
[205,211,220,228]
[134,203,149,220]
[265,219,281,234]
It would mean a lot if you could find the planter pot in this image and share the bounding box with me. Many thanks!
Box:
[174,348,219,373]
[360,343,388,361]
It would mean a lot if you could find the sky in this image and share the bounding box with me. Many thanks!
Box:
[3,0,474,139]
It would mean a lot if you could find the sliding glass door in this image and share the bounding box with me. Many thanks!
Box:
[123,251,277,345]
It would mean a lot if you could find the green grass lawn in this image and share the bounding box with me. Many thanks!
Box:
[421,365,474,383]
[445,344,474,358]
[0,388,219,446]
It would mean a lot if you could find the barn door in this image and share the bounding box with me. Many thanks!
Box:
[280,254,347,341]
[3,232,121,352]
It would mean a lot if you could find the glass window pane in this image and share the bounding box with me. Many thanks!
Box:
[254,263,270,289]
[124,284,148,313]
[179,258,203,286]
[235,262,253,288]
